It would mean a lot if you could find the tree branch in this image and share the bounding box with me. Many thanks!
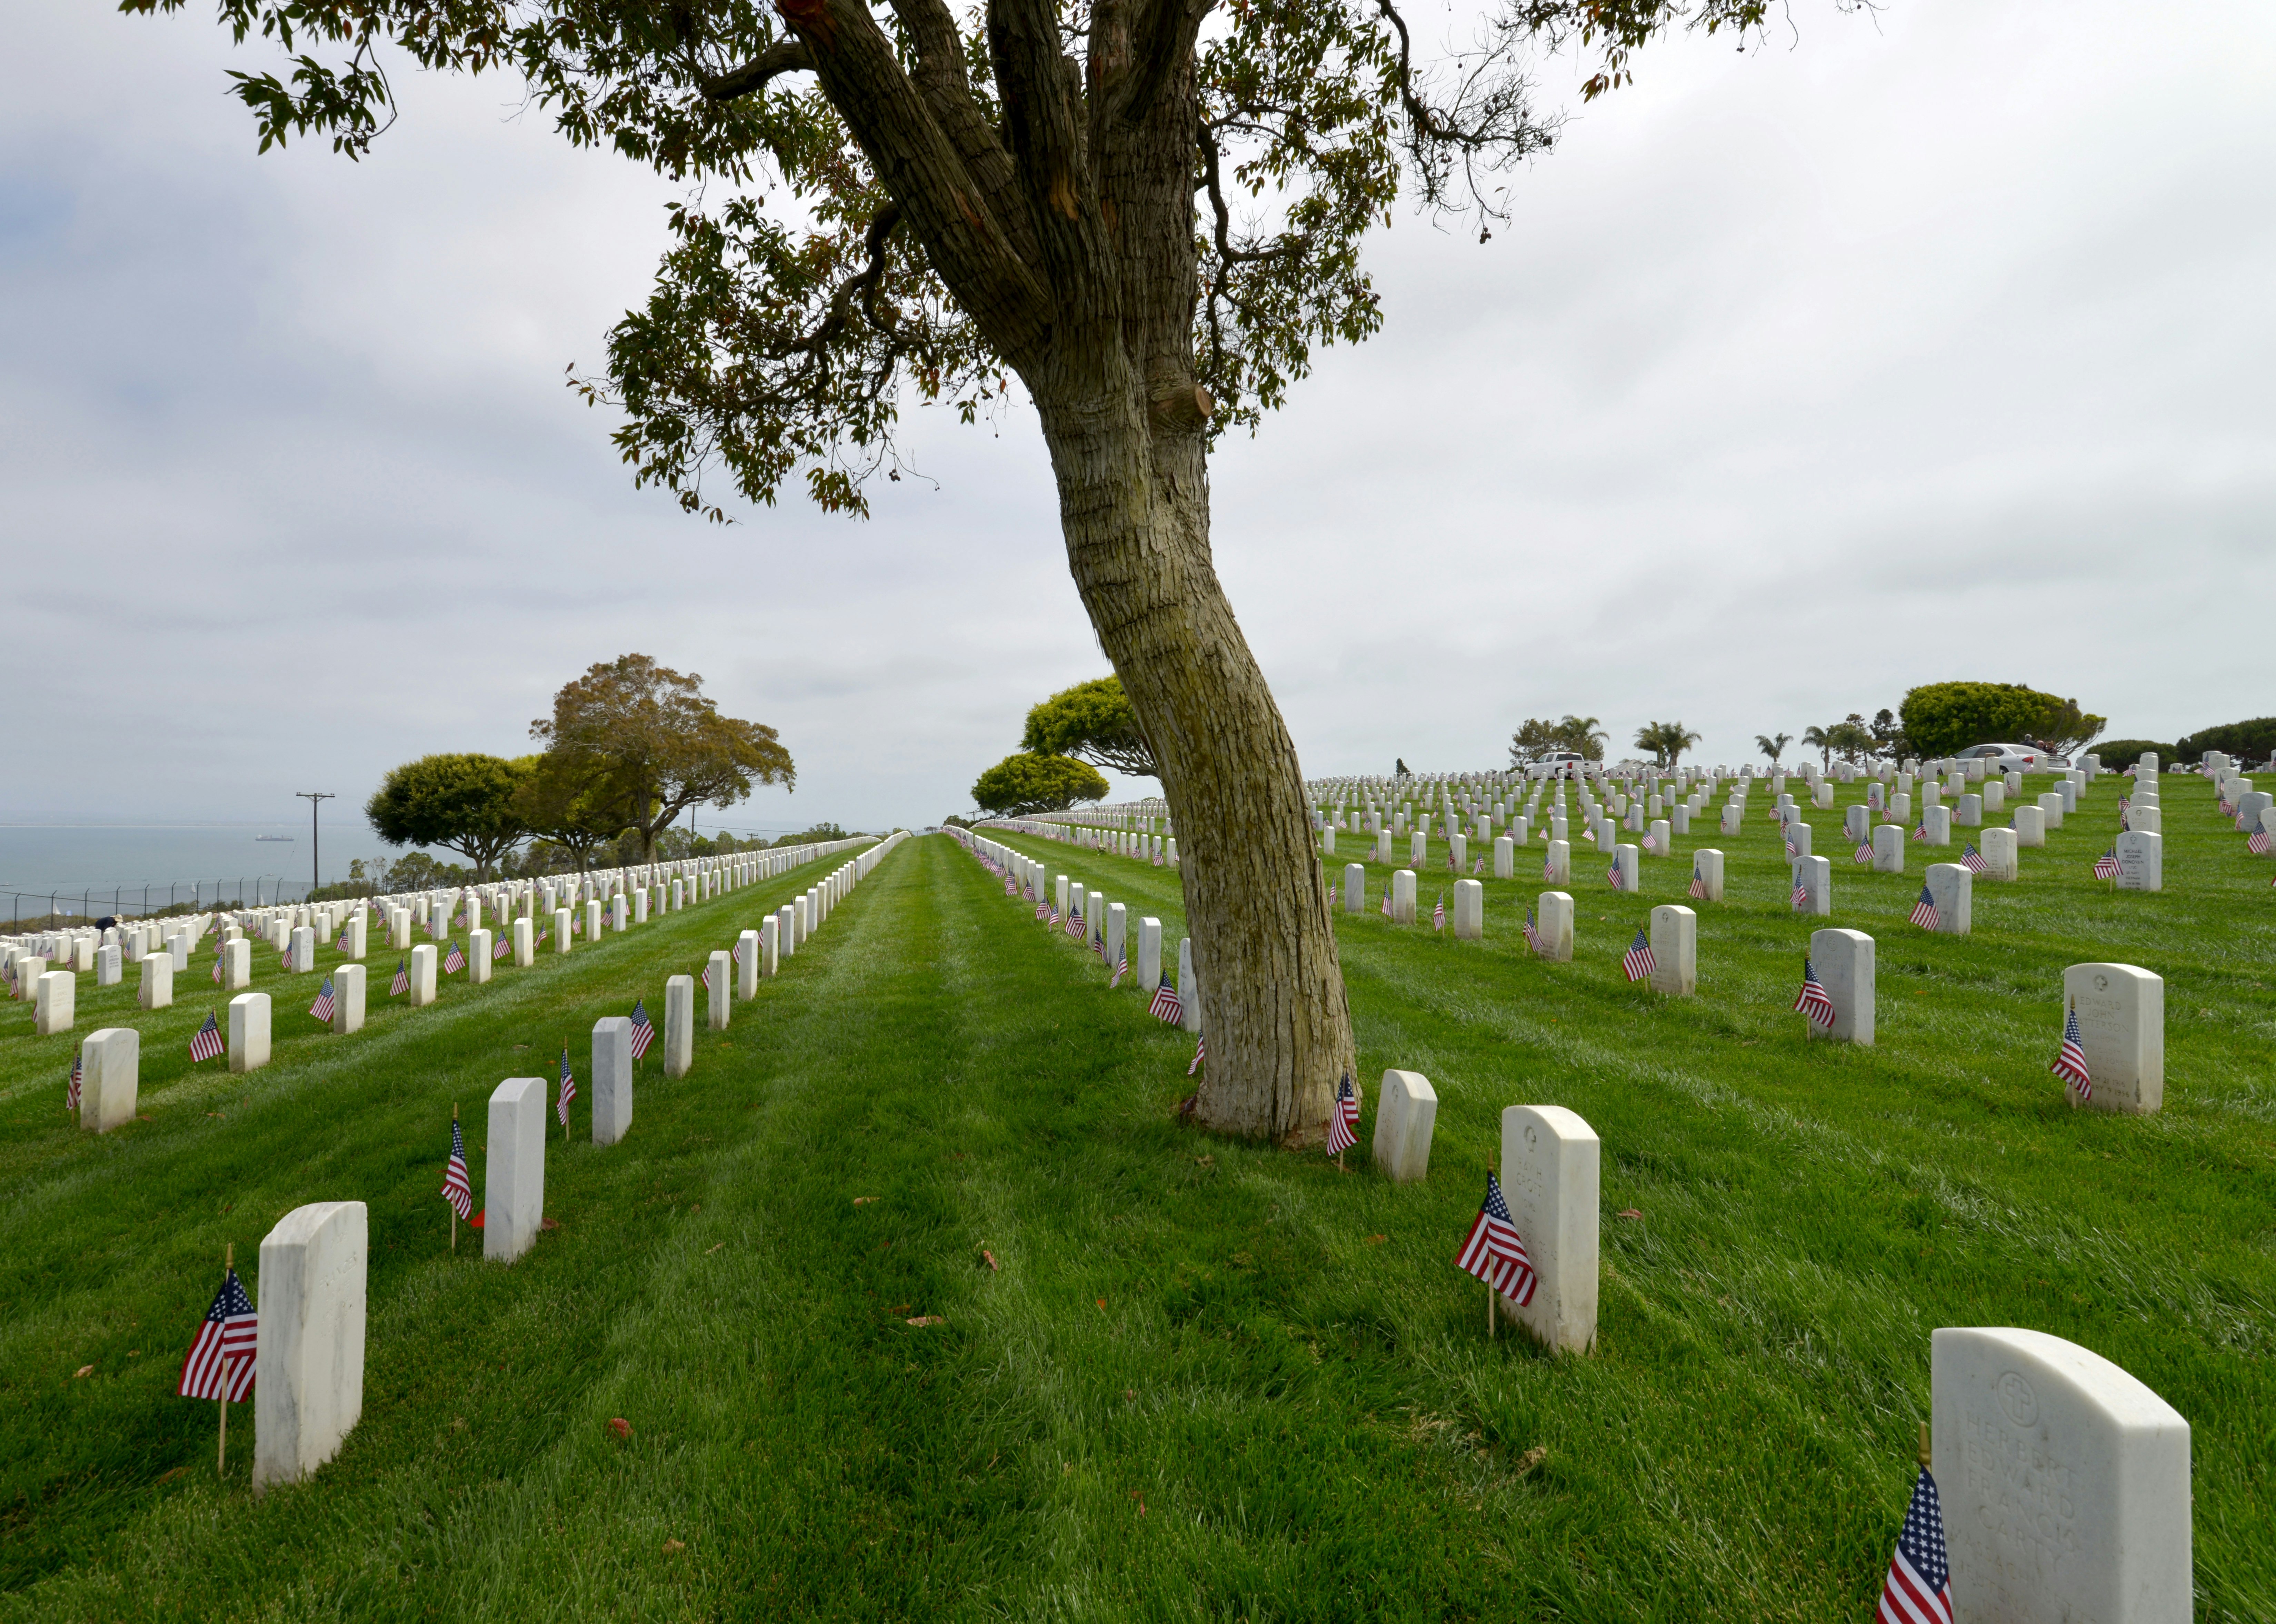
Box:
[887,0,1045,278]
[699,41,813,103]
[1101,0,1207,129]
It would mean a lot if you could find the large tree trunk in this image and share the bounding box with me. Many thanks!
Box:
[1030,371,1352,1143]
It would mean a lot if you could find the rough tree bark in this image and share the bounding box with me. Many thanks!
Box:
[768,0,1350,1141]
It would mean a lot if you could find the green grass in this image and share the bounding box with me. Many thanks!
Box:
[2,779,2270,1621]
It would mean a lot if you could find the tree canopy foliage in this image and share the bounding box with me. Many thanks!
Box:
[1633,720,1699,768]
[2174,718,2276,766]
[1507,715,1607,766]
[365,753,535,878]
[1900,682,2106,760]
[972,752,1108,816]
[1022,676,1156,778]
[529,654,795,861]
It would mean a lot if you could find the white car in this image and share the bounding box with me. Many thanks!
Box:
[1952,742,2064,773]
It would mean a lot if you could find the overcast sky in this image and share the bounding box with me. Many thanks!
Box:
[4,0,2270,835]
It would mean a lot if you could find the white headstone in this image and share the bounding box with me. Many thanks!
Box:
[252,1200,367,1493]
[137,950,173,1010]
[1372,1070,1437,1183]
[484,1077,547,1261]
[467,928,492,985]
[1498,1105,1599,1353]
[330,962,366,1034]
[1808,928,1874,1044]
[1796,854,1832,915]
[1981,826,2020,882]
[34,970,74,1036]
[2114,831,2161,891]
[80,1027,139,1132]
[706,950,732,1030]
[1933,1326,2190,1624]
[409,943,438,1006]
[2061,963,2163,1113]
[1649,905,1696,996]
[1925,862,1972,935]
[1137,916,1162,992]
[591,1016,633,1145]
[1872,823,1905,873]
[1532,891,1574,961]
[664,973,695,1078]
[228,992,271,1072]
[2013,805,2045,848]
[1390,868,1417,924]
[1452,879,1484,940]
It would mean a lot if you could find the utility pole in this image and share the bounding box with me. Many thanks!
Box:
[296,792,335,900]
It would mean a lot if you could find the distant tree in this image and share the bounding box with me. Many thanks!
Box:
[1395,759,1411,778]
[1755,733,1791,765]
[1900,682,2104,760]
[1507,719,1561,768]
[1556,716,1610,761]
[1869,709,1908,759]
[1635,720,1701,768]
[1800,725,1831,769]
[530,655,795,861]
[513,751,623,870]
[1825,716,1876,762]
[374,851,471,893]
[772,822,852,847]
[366,753,533,879]
[2173,718,2276,766]
[2096,738,2173,769]
[973,754,1109,817]
[1022,677,1157,778]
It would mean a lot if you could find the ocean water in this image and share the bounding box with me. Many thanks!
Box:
[0,824,440,919]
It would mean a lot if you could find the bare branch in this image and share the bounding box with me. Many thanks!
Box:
[699,41,813,103]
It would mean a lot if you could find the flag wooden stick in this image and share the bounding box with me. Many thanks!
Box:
[218,1244,232,1476]
[1919,1420,1931,1470]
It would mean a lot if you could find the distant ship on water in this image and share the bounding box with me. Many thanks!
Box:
[254,834,295,842]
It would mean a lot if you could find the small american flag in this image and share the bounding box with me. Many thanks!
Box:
[336,925,350,952]
[2051,1000,2092,1099]
[629,998,656,1059]
[1784,836,1798,859]
[67,1049,82,1113]
[1959,842,1987,874]
[1688,863,1706,901]
[557,1046,577,1126]
[1067,907,1084,939]
[2250,830,2272,856]
[189,1010,226,1063]
[1048,905,1060,925]
[1110,954,1128,990]
[1454,1172,1536,1303]
[1035,899,1049,921]
[1911,823,1928,842]
[1878,1465,1954,1624]
[1621,927,1655,983]
[442,1116,473,1220]
[701,958,718,996]
[732,938,744,965]
[1791,869,1809,911]
[1149,984,1183,1024]
[1432,892,1446,931]
[309,977,336,1023]
[1521,907,1541,952]
[1542,855,1554,880]
[1793,959,1836,1029]
[1325,1073,1359,1156]
[1188,1035,1205,1075]
[1605,858,1621,891]
[1855,842,1874,863]
[176,1264,257,1403]
[2094,846,2124,879]
[493,934,511,960]
[443,941,466,974]
[390,958,410,995]
[211,946,223,984]
[1909,885,1939,931]
[1380,884,1391,918]
[1641,832,1658,852]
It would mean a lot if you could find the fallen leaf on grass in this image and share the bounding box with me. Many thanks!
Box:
[541,1218,560,1231]
[154,1466,187,1485]
[663,1538,685,1554]
[705,1242,724,1254]
[906,1315,944,1327]
[1617,1209,1643,1220]
[608,1418,633,1440]
[1515,1445,1548,1475]
[74,1366,92,1378]
[981,1249,999,1271]
[1096,1298,1107,1311]
[1365,1234,1387,1245]
[1123,1389,1136,1401]
[1194,1155,1215,1167]
[892,1304,912,1314]
[136,1114,152,1122]
[853,1197,878,1206]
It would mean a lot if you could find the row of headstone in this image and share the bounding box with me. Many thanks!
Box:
[28,839,886,1134]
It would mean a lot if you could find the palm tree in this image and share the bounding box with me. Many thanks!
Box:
[1557,715,1610,761]
[1634,720,1704,768]
[1756,732,1792,765]
[1801,724,1831,769]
